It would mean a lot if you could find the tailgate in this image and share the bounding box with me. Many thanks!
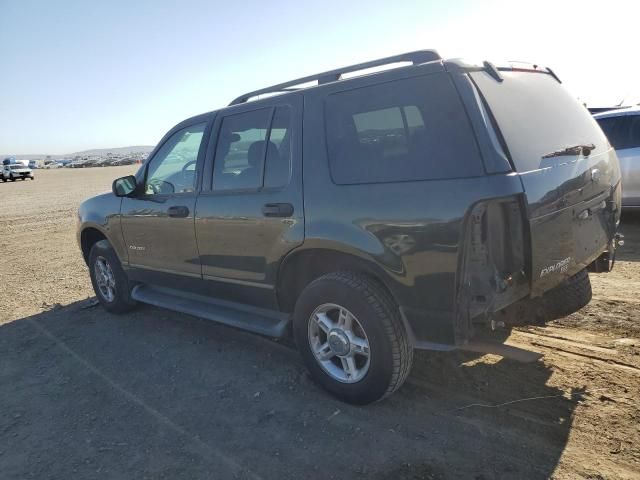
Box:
[471,69,622,295]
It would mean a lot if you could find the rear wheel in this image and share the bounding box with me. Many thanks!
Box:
[543,268,592,320]
[10,175,16,182]
[293,271,413,404]
[88,240,136,313]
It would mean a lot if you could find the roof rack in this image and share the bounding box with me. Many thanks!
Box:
[229,50,441,106]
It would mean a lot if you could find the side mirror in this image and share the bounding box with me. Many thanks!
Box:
[112,175,138,197]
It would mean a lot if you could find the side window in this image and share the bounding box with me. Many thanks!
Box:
[324,74,482,185]
[618,115,640,150]
[629,116,640,149]
[145,122,206,195]
[212,105,293,191]
[212,109,271,191]
[351,105,426,158]
[597,117,623,149]
[264,106,292,188]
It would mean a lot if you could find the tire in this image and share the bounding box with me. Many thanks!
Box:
[293,271,413,404]
[88,240,136,313]
[543,268,592,320]
[10,176,16,182]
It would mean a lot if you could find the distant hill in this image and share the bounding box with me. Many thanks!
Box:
[70,146,155,156]
[2,146,154,160]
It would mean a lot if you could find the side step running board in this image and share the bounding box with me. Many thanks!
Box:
[131,285,290,338]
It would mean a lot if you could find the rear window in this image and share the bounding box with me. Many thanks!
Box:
[324,74,483,185]
[472,71,609,172]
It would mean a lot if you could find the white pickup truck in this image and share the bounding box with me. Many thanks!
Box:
[1,163,34,182]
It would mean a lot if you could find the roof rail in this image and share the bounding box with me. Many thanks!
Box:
[229,50,441,106]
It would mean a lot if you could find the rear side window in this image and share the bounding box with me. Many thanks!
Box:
[212,106,293,191]
[325,74,483,185]
[212,109,271,191]
[597,117,623,148]
[598,115,640,150]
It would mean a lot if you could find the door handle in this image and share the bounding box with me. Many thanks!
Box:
[167,206,189,218]
[262,203,294,217]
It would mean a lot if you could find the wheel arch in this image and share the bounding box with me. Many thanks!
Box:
[80,226,109,265]
[276,245,403,315]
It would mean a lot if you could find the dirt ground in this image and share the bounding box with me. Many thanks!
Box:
[1,167,638,479]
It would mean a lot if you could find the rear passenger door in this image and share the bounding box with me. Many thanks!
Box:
[195,95,304,308]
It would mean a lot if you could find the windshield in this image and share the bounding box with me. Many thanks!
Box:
[10,164,27,169]
[471,70,609,172]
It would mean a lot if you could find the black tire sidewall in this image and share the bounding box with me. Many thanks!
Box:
[543,268,592,320]
[88,240,135,313]
[293,276,397,404]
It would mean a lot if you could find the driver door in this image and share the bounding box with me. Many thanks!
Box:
[121,119,210,288]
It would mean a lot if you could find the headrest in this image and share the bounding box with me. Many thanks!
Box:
[248,140,278,167]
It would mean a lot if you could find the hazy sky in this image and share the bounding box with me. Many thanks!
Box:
[1,0,638,154]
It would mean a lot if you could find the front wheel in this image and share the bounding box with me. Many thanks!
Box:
[88,240,136,313]
[10,176,16,182]
[293,271,413,404]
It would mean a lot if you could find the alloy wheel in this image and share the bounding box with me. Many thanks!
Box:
[94,256,116,302]
[308,303,371,383]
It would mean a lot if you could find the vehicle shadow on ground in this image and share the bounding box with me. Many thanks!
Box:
[0,302,581,479]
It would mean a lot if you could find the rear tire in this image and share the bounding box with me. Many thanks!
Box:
[543,268,592,320]
[293,271,413,404]
[88,240,136,314]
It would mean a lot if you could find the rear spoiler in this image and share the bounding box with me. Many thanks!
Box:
[445,59,562,84]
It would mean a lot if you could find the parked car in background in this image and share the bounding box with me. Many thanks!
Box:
[28,160,39,169]
[110,157,137,166]
[69,159,97,168]
[94,158,115,167]
[595,106,640,208]
[2,163,34,181]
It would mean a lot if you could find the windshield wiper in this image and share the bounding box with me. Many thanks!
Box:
[542,143,595,159]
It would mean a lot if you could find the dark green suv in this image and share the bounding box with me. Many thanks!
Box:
[78,50,622,404]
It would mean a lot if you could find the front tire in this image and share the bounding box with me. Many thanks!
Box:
[293,271,413,404]
[88,240,136,313]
